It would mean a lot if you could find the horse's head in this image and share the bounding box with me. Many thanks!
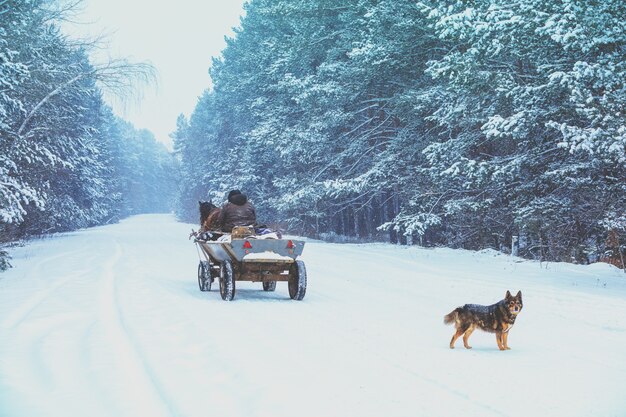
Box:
[199,201,218,224]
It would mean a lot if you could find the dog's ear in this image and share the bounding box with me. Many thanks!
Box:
[506,290,512,299]
[516,290,522,301]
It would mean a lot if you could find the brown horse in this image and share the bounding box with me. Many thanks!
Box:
[199,201,221,232]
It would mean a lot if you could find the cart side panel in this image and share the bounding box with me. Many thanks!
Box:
[238,262,292,282]
[230,239,305,262]
[198,242,232,263]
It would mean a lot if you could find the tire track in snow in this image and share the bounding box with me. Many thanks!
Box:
[97,238,181,417]
[0,248,101,417]
[1,248,89,329]
[134,285,256,417]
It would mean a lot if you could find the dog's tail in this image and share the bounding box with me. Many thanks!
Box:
[444,308,462,325]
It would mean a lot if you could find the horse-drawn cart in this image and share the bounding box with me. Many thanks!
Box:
[194,236,307,301]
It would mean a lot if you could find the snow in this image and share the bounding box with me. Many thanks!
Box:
[242,251,293,261]
[1,214,625,417]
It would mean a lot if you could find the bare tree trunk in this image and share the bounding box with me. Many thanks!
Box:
[366,203,373,238]
[17,73,86,138]
[619,236,625,274]
[512,235,519,257]
[338,210,344,236]
[393,187,400,218]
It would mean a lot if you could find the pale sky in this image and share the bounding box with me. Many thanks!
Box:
[65,0,247,150]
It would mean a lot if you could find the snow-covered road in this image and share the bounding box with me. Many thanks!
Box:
[1,214,625,417]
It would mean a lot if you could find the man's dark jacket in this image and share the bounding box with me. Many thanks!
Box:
[218,193,256,232]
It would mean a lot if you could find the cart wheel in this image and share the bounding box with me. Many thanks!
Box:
[198,261,211,291]
[288,260,307,300]
[219,259,235,301]
[262,281,276,292]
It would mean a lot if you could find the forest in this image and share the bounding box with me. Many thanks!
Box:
[0,0,177,269]
[173,0,626,265]
[1,0,624,270]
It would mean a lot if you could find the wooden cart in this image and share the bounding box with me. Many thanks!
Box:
[194,237,307,301]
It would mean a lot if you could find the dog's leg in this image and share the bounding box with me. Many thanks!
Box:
[462,326,475,349]
[502,331,511,350]
[450,328,465,349]
[450,321,472,349]
[496,331,505,350]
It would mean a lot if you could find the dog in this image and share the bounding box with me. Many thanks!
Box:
[444,291,523,351]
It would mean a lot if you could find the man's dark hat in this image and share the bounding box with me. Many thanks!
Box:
[228,189,242,202]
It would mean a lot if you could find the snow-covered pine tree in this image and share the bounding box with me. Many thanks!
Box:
[0,0,175,270]
[174,0,625,265]
[411,0,626,260]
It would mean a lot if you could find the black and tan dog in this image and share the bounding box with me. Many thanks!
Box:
[444,291,523,351]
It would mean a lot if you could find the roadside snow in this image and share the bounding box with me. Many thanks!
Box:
[1,214,625,417]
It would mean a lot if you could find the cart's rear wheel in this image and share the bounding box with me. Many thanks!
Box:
[262,281,276,292]
[288,260,307,300]
[198,261,211,291]
[219,259,235,301]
